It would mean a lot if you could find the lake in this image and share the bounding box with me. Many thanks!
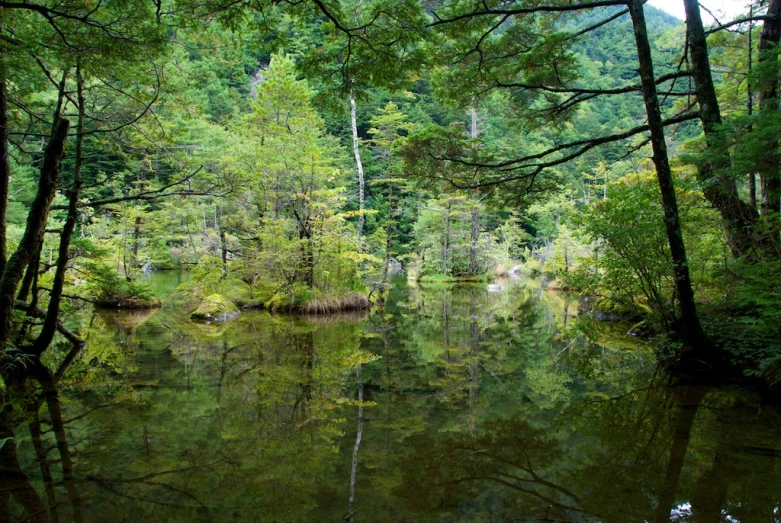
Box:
[2,274,780,521]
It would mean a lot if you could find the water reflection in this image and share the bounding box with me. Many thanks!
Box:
[1,278,780,521]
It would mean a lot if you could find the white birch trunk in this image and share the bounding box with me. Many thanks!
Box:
[350,90,365,250]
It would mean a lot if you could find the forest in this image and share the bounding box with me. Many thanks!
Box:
[1,0,781,519]
[2,0,779,380]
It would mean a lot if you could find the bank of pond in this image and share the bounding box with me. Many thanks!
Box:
[2,274,780,521]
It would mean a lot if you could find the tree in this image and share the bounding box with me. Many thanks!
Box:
[682,0,772,257]
[0,0,169,365]
[367,101,414,282]
[401,1,712,350]
[628,0,708,351]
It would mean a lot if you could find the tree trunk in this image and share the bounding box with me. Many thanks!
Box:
[132,217,142,266]
[347,363,364,520]
[469,108,480,276]
[0,118,69,353]
[16,247,40,303]
[684,0,764,257]
[36,366,83,521]
[380,185,394,286]
[652,386,707,523]
[299,222,314,288]
[0,81,9,277]
[443,199,450,275]
[32,64,85,357]
[215,204,228,281]
[748,7,758,211]
[758,0,781,220]
[350,90,366,250]
[629,0,710,353]
[0,425,48,523]
[470,202,479,276]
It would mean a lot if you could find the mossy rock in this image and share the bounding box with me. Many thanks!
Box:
[166,280,206,313]
[190,294,239,323]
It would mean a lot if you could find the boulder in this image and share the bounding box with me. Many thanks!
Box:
[487,283,504,292]
[190,294,240,323]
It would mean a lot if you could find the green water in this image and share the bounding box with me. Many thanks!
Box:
[2,276,781,521]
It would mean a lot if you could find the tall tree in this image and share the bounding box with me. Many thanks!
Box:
[628,0,709,352]
[683,0,768,257]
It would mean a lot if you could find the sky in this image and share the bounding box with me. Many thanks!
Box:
[647,0,750,21]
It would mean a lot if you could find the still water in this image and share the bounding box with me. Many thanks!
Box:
[2,275,781,521]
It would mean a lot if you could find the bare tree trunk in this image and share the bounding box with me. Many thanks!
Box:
[350,90,366,250]
[684,0,764,257]
[629,0,710,353]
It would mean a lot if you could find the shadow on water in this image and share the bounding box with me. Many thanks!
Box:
[2,278,780,521]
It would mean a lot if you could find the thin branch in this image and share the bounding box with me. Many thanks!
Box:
[429,1,627,27]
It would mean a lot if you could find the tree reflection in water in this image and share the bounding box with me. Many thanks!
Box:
[1,278,780,521]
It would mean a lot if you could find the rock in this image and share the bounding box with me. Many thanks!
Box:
[494,265,508,277]
[487,284,504,292]
[388,258,403,275]
[507,264,523,277]
[190,294,240,323]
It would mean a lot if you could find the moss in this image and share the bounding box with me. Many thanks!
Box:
[166,280,207,313]
[215,278,252,307]
[190,294,240,323]
[265,291,291,311]
[591,296,642,320]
